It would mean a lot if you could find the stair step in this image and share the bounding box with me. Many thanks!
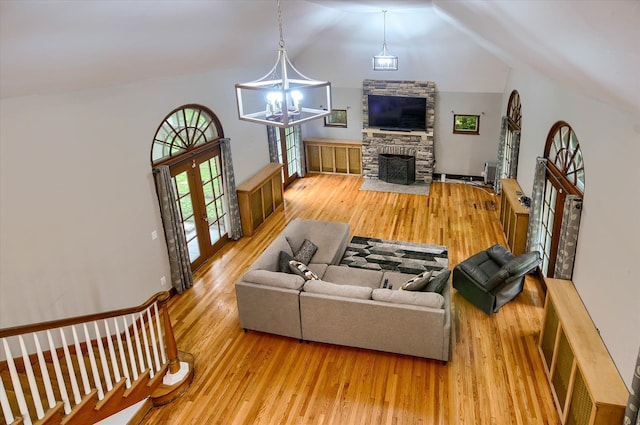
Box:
[1,341,159,425]
[0,299,185,425]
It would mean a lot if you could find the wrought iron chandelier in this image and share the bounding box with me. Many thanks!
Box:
[235,0,332,128]
[373,10,398,71]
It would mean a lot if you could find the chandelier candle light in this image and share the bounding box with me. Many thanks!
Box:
[235,0,332,128]
[373,10,398,71]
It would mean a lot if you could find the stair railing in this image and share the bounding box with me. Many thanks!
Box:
[0,291,185,425]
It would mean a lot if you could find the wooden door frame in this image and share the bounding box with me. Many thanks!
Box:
[167,143,225,270]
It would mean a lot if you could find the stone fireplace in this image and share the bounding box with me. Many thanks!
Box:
[362,80,436,184]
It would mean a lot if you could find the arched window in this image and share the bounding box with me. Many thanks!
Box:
[151,105,229,270]
[495,90,522,192]
[151,104,224,166]
[506,90,522,128]
[536,121,584,278]
[545,122,585,193]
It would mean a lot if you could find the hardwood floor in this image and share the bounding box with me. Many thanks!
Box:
[139,174,559,425]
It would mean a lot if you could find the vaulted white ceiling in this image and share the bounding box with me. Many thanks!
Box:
[1,0,638,114]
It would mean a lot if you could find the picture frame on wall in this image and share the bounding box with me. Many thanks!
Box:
[324,109,348,128]
[453,114,480,135]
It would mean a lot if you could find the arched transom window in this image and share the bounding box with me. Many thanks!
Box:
[545,122,585,194]
[151,105,224,165]
[506,90,522,129]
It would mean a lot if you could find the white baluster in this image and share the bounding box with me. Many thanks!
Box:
[32,333,56,409]
[139,311,154,378]
[154,302,167,365]
[146,307,161,372]
[47,330,71,413]
[18,335,45,419]
[60,328,82,404]
[2,338,32,425]
[104,319,122,385]
[123,315,139,381]
[0,353,16,425]
[83,323,104,399]
[93,321,113,391]
[131,314,146,375]
[70,326,91,395]
[113,317,131,387]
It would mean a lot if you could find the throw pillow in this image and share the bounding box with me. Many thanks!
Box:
[294,239,318,265]
[424,269,451,294]
[278,250,294,273]
[372,289,444,309]
[289,260,319,281]
[401,270,433,291]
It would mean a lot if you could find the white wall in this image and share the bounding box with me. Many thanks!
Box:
[303,87,363,142]
[435,92,503,176]
[503,68,640,388]
[0,69,271,327]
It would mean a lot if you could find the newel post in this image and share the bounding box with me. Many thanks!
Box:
[158,292,190,385]
[159,296,180,375]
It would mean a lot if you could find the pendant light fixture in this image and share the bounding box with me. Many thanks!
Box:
[235,0,332,128]
[373,10,398,71]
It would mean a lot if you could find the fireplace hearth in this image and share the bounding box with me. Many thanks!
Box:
[378,154,416,185]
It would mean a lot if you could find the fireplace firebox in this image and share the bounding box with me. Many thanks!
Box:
[378,154,416,185]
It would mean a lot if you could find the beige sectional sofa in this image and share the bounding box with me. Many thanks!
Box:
[235,218,451,362]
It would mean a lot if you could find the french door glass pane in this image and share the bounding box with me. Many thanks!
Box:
[187,235,200,262]
[276,131,284,163]
[199,156,226,245]
[285,127,297,177]
[541,180,557,276]
[173,170,200,262]
[504,130,513,167]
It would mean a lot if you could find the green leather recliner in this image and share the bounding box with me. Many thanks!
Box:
[452,244,541,315]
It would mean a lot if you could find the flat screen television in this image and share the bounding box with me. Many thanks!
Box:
[367,94,426,131]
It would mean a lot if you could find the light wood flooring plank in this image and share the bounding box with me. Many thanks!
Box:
[138,174,558,425]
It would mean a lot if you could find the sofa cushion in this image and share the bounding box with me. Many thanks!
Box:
[401,270,433,291]
[372,289,444,309]
[282,219,350,265]
[303,280,372,300]
[322,265,383,289]
[424,269,451,294]
[251,235,294,272]
[294,239,318,265]
[307,263,328,279]
[289,260,319,280]
[242,269,305,290]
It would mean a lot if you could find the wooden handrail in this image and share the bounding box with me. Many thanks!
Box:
[0,291,171,338]
[0,290,193,425]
